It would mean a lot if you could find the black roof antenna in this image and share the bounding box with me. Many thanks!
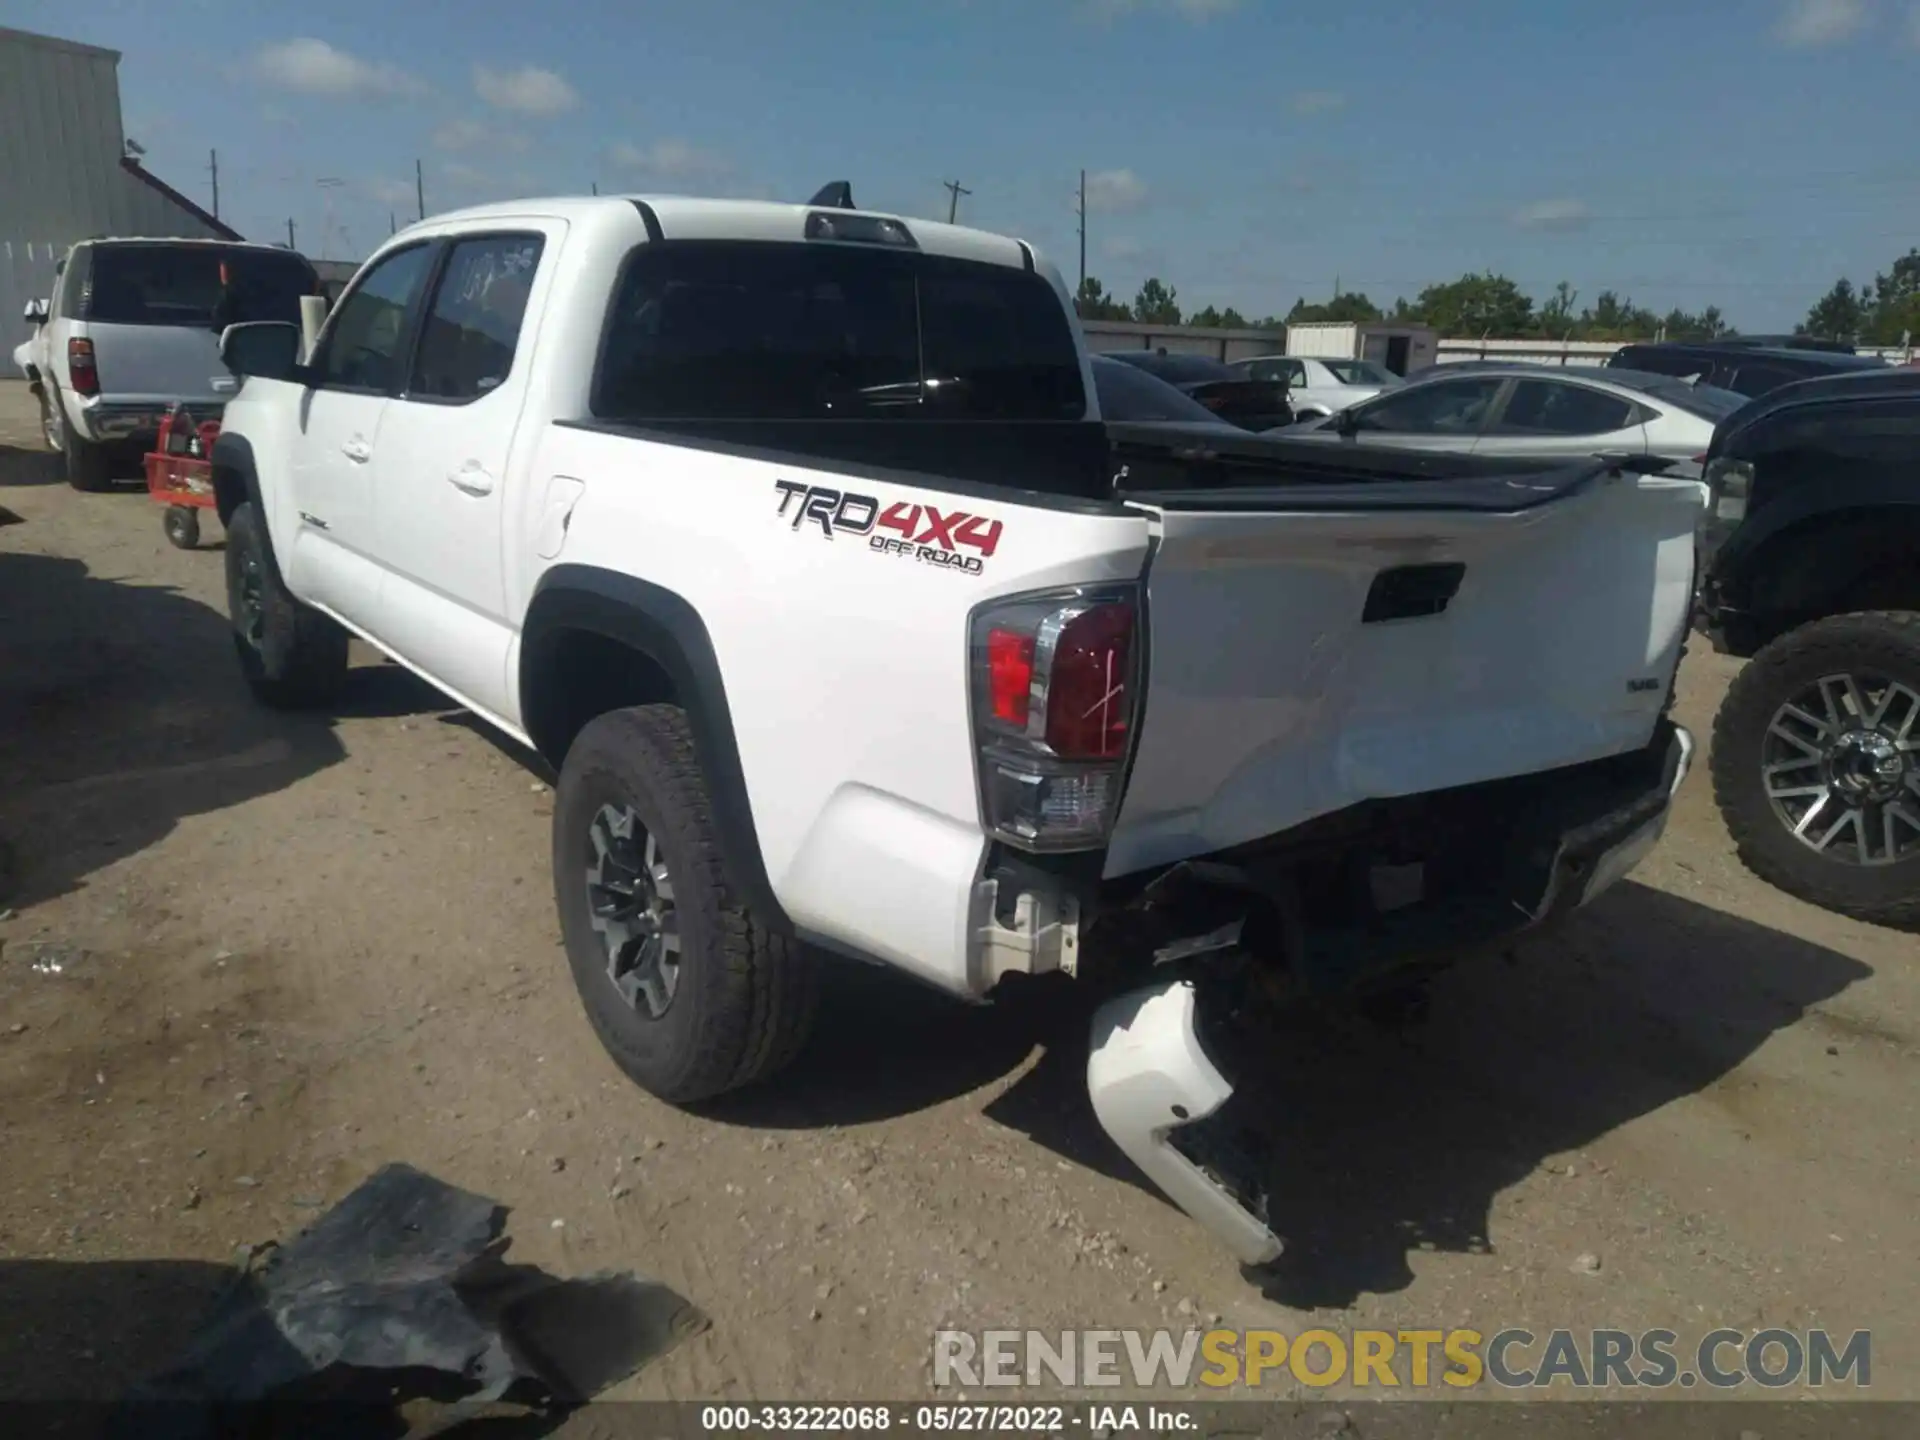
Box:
[808,181,856,210]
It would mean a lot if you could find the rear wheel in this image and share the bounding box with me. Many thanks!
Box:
[45,386,114,492]
[553,705,818,1104]
[223,501,349,709]
[1711,611,1920,927]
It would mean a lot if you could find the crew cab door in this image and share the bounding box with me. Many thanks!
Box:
[361,225,559,718]
[285,242,438,620]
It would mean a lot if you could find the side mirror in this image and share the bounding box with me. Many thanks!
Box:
[1333,407,1363,437]
[23,298,49,325]
[219,321,303,382]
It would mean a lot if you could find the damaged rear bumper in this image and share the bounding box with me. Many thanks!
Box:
[1085,723,1692,1263]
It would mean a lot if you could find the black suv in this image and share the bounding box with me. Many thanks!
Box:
[1610,338,1885,400]
[1697,366,1920,926]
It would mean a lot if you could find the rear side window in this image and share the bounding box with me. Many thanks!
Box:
[1727,364,1801,398]
[82,244,316,328]
[593,242,1084,422]
[1492,380,1637,436]
[408,234,545,401]
[1613,348,1695,379]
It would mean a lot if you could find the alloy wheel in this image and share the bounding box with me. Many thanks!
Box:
[584,802,681,1018]
[1762,670,1920,866]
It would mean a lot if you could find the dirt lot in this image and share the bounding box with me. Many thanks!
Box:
[2,377,1917,1416]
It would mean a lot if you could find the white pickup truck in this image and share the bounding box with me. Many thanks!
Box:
[208,187,1700,1265]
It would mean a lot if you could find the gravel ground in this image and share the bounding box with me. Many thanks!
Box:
[1,379,1915,1422]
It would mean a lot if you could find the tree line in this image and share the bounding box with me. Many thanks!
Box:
[1798,250,1920,347]
[1073,245,1920,347]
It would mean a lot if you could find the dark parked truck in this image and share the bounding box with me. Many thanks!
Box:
[204,187,1701,1263]
[1700,367,1920,927]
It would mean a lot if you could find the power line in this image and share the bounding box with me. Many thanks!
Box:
[942,178,972,224]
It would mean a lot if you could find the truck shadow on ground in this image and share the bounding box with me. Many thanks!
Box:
[0,441,62,487]
[716,880,1868,1310]
[0,553,442,911]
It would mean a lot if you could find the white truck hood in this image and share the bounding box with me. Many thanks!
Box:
[1104,463,1704,877]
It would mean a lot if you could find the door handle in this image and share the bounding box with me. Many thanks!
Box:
[447,462,495,497]
[341,437,372,463]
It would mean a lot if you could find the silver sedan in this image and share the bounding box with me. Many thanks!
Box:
[1286,364,1747,471]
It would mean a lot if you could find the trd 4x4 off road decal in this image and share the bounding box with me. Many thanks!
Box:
[773,480,1003,576]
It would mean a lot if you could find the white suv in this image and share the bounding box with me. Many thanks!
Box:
[15,237,317,490]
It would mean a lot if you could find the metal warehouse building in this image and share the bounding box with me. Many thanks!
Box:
[2,24,239,352]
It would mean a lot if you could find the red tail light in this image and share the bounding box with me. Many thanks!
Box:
[67,337,99,397]
[1044,602,1134,760]
[970,586,1141,851]
[987,628,1035,726]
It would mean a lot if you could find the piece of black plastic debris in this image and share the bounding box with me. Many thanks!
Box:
[110,1161,706,1438]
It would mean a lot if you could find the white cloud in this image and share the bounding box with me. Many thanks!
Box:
[432,117,530,155]
[433,118,487,151]
[608,138,732,181]
[1290,89,1345,116]
[366,178,419,208]
[473,64,579,116]
[248,38,423,98]
[1084,167,1148,213]
[1511,198,1592,232]
[1773,0,1869,46]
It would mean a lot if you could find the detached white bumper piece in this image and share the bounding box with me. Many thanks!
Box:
[1086,978,1283,1266]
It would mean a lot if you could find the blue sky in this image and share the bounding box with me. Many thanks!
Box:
[13,0,1920,330]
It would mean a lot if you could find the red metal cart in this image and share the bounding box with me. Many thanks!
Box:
[144,403,222,550]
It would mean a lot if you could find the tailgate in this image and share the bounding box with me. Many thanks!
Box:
[1104,466,1705,877]
[82,321,228,406]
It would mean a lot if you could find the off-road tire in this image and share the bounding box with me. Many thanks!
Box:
[223,500,349,709]
[554,705,819,1104]
[1711,610,1920,928]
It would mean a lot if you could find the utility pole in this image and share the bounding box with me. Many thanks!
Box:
[1076,169,1087,292]
[389,212,397,236]
[590,180,598,195]
[415,158,425,221]
[942,178,972,224]
[209,149,220,219]
[286,217,296,250]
